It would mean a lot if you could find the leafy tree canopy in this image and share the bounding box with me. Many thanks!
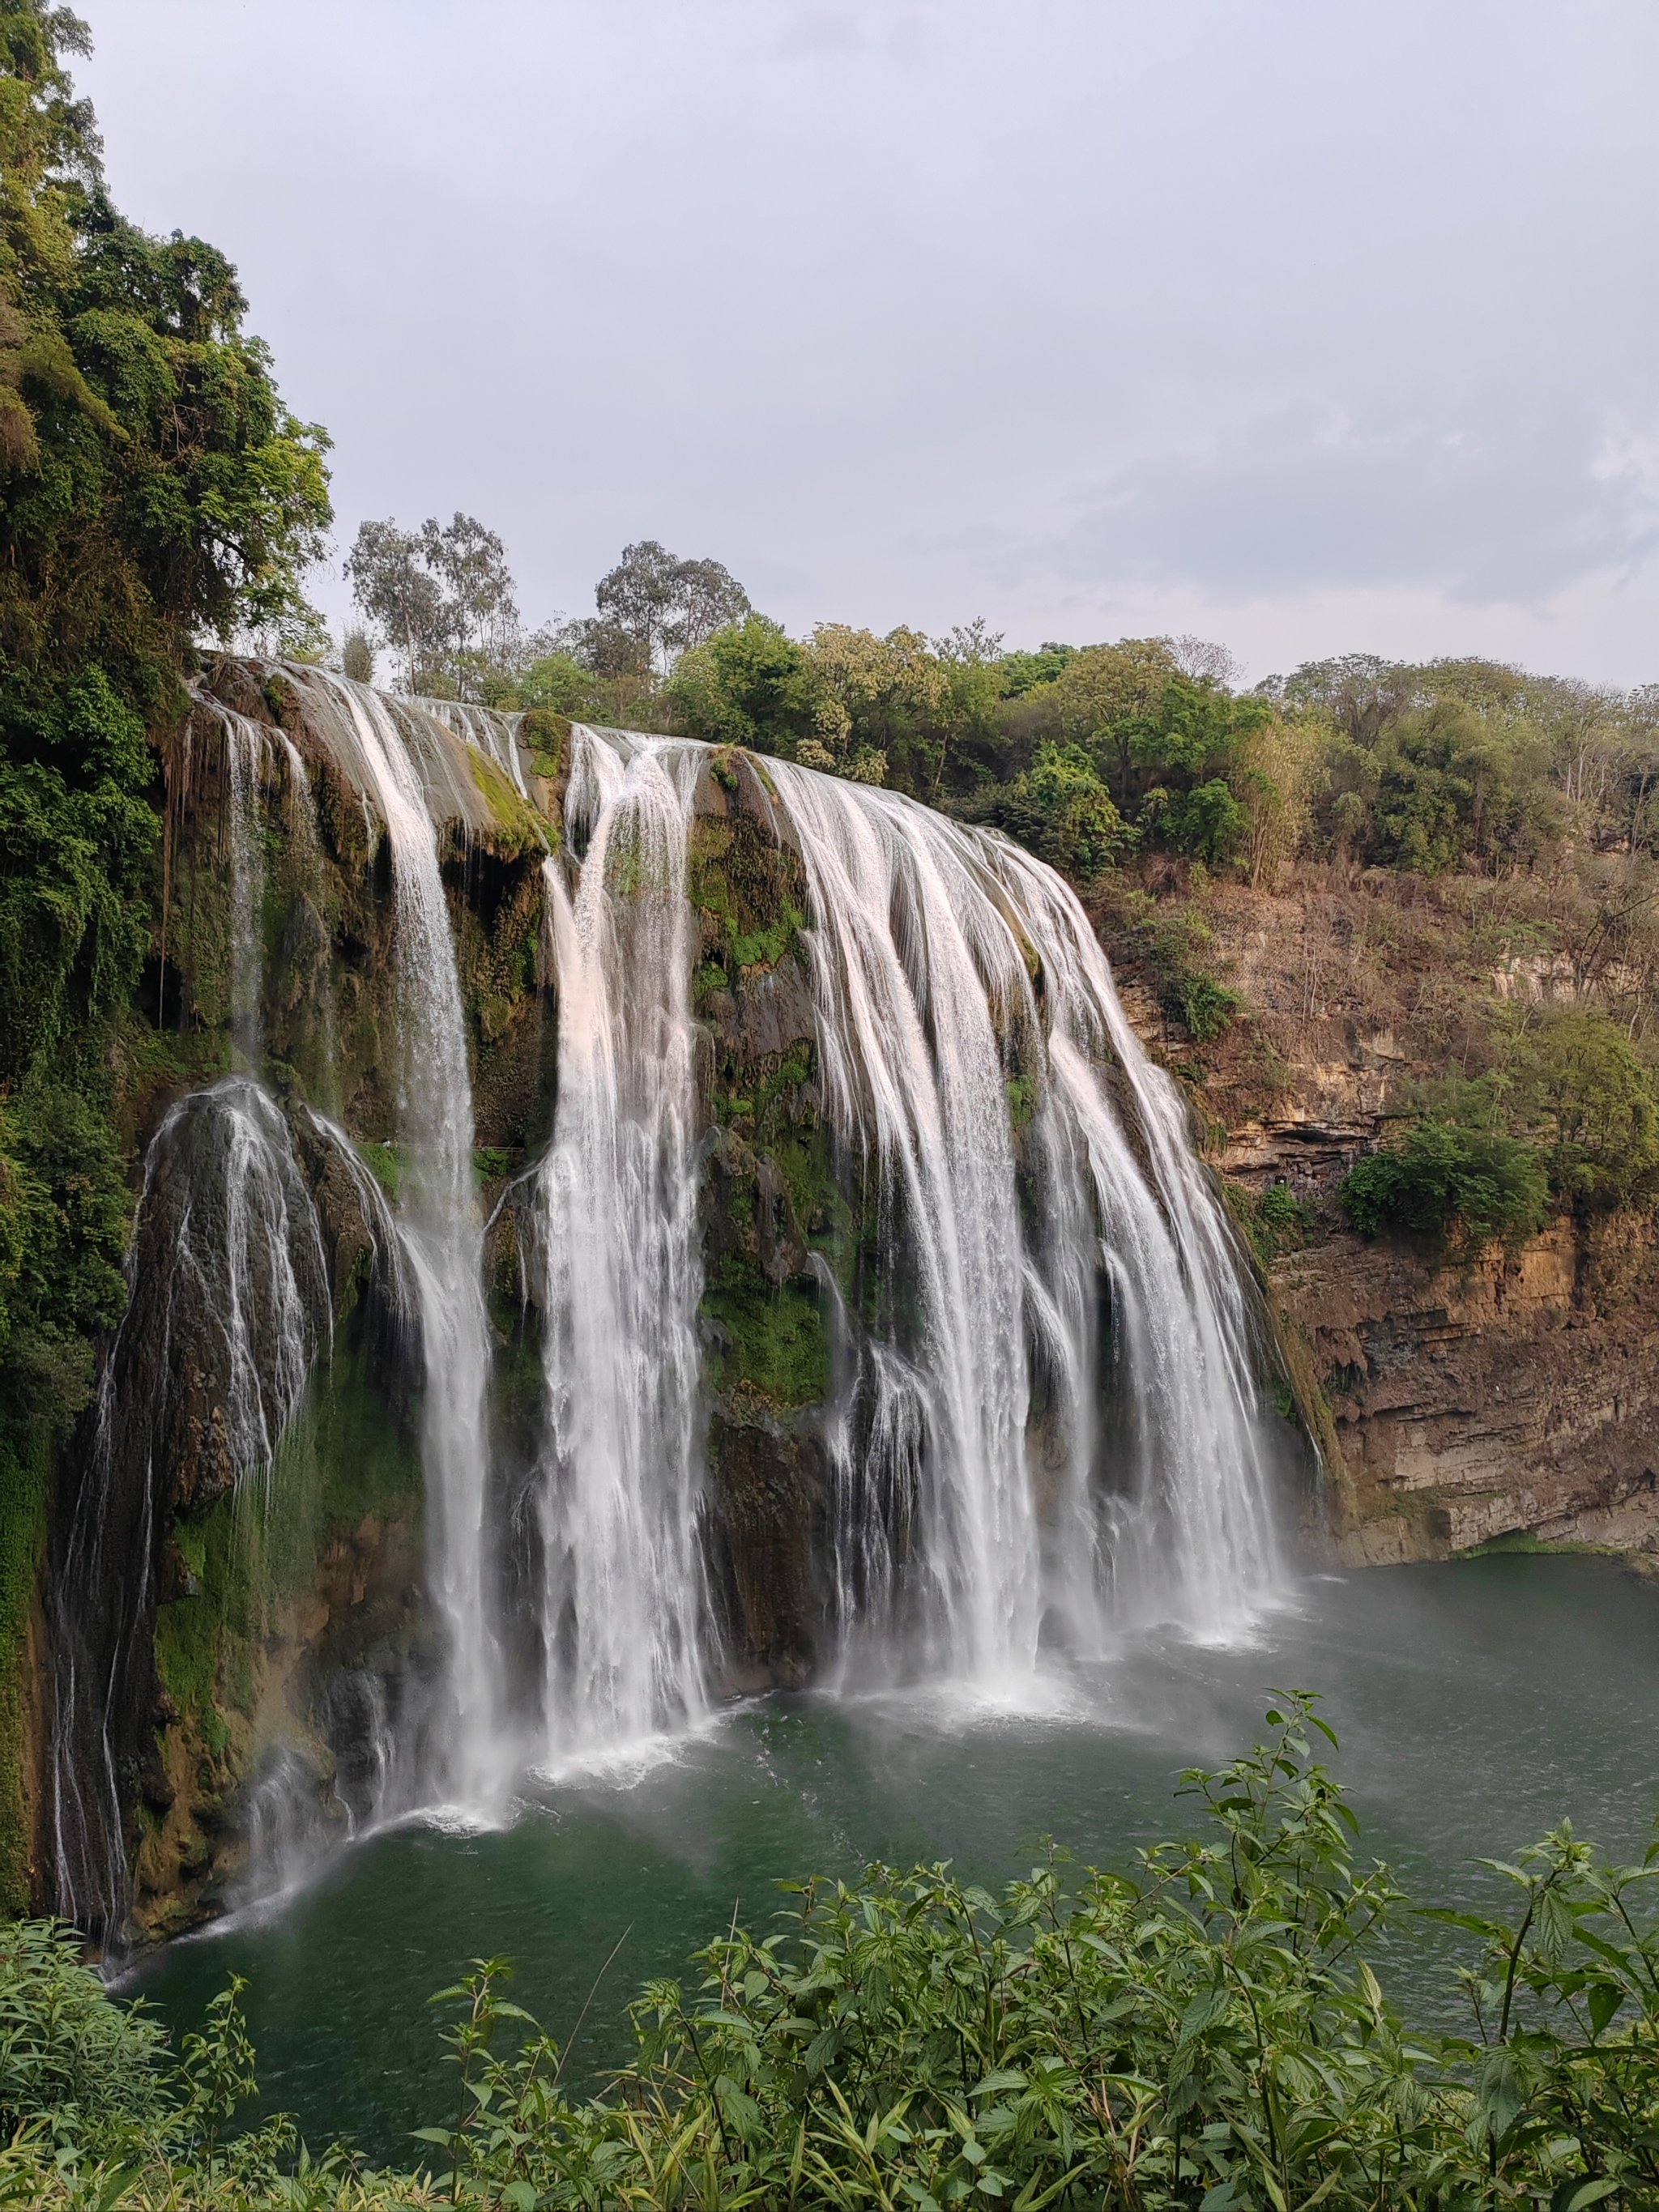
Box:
[0,0,331,1422]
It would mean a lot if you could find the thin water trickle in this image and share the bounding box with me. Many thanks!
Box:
[215,704,267,1058]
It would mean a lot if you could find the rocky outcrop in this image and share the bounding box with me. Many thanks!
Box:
[1270,1221,1659,1566]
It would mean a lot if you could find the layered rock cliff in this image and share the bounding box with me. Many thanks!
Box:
[1099,867,1659,1573]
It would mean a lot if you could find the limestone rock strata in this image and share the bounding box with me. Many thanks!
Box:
[1270,1223,1659,1566]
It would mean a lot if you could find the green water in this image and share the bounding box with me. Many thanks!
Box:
[132,1557,1659,2162]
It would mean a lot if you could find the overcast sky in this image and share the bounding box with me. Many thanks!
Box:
[75,1,1659,684]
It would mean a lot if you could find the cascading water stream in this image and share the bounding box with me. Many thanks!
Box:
[48,1080,332,1939]
[219,705,266,1057]
[753,755,1282,1678]
[280,671,505,1808]
[759,760,1041,1686]
[984,837,1282,1639]
[420,697,531,798]
[529,727,708,1762]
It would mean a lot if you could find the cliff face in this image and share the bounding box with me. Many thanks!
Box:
[1098,868,1659,1573]
[1273,1222,1659,1564]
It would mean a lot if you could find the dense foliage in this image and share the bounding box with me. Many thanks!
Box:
[0,0,330,1430]
[0,1698,1655,2208]
[1340,1119,1550,1254]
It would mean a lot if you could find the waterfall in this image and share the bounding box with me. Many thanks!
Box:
[280,671,505,1806]
[528,727,708,1762]
[47,668,1293,1946]
[764,762,1279,1673]
[48,1079,333,1939]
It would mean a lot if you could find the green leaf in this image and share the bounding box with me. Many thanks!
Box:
[1587,1980,1623,2038]
[971,2070,1028,2099]
[1555,2182,1619,2212]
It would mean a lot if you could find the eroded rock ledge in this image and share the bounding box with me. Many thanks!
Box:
[1271,1220,1659,1565]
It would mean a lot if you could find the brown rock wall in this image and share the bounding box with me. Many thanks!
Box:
[1271,1221,1659,1564]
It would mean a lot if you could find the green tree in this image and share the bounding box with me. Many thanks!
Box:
[1340,1119,1549,1251]
[953,741,1137,885]
[0,0,331,1422]
[344,512,518,697]
[1511,1009,1659,1208]
[585,539,749,675]
[666,612,820,754]
[1047,635,1181,795]
[512,648,592,717]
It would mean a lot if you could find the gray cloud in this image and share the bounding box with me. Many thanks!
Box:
[69,0,1659,681]
[1051,399,1659,606]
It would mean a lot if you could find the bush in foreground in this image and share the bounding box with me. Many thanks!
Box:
[1,1695,1655,2208]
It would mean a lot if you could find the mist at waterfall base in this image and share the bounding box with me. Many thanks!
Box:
[130,1555,1659,2162]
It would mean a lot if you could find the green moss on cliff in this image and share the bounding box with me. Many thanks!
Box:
[466,752,548,858]
[519,710,570,783]
[702,1254,829,1410]
[151,1344,423,1779]
[153,1509,248,1763]
[687,812,805,972]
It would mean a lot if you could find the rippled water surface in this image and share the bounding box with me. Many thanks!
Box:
[133,1557,1659,2161]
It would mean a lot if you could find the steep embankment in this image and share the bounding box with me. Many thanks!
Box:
[1099,867,1659,1569]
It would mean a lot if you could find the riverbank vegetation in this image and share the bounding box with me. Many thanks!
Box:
[2,1698,1655,2209]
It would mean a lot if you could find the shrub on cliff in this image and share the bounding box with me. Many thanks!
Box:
[1510,1010,1659,1213]
[1341,1117,1550,1252]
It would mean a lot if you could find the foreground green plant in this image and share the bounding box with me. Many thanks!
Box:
[2,1696,1655,2209]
